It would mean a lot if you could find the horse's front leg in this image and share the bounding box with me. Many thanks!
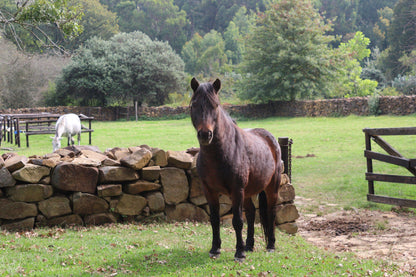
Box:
[204,187,221,258]
[244,197,256,252]
[232,189,245,262]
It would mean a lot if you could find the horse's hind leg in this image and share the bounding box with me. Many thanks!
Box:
[232,190,246,261]
[244,197,256,252]
[264,177,280,252]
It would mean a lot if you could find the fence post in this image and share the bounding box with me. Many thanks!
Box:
[364,131,374,195]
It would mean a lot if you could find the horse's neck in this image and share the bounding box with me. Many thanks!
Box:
[200,108,238,157]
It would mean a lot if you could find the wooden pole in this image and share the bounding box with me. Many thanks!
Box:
[135,101,138,122]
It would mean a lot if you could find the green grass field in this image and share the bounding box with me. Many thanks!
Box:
[1,115,416,276]
[3,114,416,211]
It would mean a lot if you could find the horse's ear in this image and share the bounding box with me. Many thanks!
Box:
[191,77,199,92]
[213,79,221,94]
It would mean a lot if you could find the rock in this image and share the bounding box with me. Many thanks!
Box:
[219,194,232,216]
[99,166,139,183]
[167,150,193,169]
[151,148,168,167]
[115,194,147,216]
[97,184,122,197]
[55,148,75,157]
[71,157,101,167]
[4,155,27,172]
[80,149,108,164]
[124,180,161,194]
[108,147,130,160]
[277,183,296,204]
[186,147,200,156]
[7,184,53,202]
[72,192,109,215]
[102,158,121,166]
[280,173,290,185]
[166,203,209,222]
[51,163,98,193]
[189,169,206,206]
[30,158,59,168]
[0,156,4,168]
[84,213,117,225]
[276,204,299,224]
[71,145,101,153]
[0,167,16,188]
[141,166,160,181]
[160,167,189,205]
[146,192,165,213]
[12,164,50,183]
[1,217,35,231]
[38,196,72,219]
[120,148,152,170]
[0,199,37,220]
[43,153,61,159]
[43,214,83,227]
[277,222,298,234]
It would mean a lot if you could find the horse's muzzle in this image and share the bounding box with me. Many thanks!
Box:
[197,130,213,145]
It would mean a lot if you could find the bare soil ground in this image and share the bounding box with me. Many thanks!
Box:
[296,197,416,275]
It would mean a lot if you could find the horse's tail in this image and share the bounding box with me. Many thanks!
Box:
[258,190,269,244]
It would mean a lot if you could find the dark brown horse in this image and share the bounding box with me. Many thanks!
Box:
[190,77,282,261]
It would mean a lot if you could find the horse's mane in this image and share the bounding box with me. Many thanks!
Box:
[190,82,221,109]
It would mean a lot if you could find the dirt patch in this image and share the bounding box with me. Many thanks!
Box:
[296,197,416,275]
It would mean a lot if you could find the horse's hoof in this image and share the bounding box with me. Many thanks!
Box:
[267,248,275,253]
[234,256,245,263]
[209,252,220,259]
[245,246,254,252]
[234,251,246,263]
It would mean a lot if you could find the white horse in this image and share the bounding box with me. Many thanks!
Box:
[52,113,81,152]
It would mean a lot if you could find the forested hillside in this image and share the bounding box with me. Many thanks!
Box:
[1,0,415,109]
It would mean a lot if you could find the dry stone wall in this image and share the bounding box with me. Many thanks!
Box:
[2,95,416,121]
[0,145,298,233]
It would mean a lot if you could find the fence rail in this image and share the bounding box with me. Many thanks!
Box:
[1,113,94,148]
[363,127,416,208]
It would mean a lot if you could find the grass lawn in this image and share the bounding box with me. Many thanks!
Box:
[1,114,416,276]
[4,114,415,211]
[0,222,401,276]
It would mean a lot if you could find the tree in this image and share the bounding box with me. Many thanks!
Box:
[134,0,189,53]
[181,30,227,76]
[239,0,335,102]
[54,31,186,107]
[383,0,416,80]
[0,0,83,53]
[62,0,119,50]
[330,31,378,98]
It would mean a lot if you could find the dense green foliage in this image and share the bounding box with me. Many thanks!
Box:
[52,32,185,106]
[239,0,335,102]
[3,0,416,107]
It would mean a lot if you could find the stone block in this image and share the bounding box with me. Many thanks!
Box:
[51,162,98,193]
[160,167,189,205]
[38,196,72,219]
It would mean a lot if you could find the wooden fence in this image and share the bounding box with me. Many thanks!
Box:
[363,127,416,208]
[0,113,94,148]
